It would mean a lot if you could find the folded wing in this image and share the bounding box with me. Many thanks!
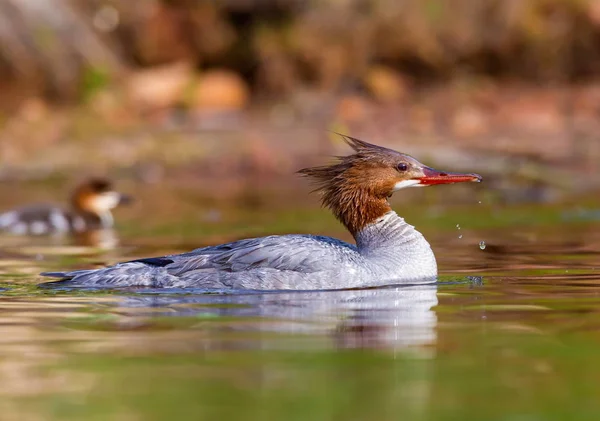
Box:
[41,234,359,288]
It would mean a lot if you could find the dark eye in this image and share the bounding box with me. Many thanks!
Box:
[396,163,408,172]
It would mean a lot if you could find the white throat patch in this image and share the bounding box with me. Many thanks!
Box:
[393,179,423,190]
[89,192,121,212]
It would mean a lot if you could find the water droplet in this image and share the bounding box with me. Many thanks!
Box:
[478,201,482,204]
[458,235,463,239]
[479,241,486,250]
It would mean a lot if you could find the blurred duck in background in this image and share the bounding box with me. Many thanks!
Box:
[0,178,132,236]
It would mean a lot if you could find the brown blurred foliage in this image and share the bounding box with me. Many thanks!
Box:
[2,0,600,191]
[1,0,600,107]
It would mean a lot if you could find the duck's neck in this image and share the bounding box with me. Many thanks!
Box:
[71,207,114,229]
[96,210,114,228]
[326,188,392,237]
[325,187,432,259]
[354,211,437,280]
[354,211,424,253]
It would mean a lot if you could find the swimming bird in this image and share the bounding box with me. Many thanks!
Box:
[41,136,481,290]
[0,178,132,235]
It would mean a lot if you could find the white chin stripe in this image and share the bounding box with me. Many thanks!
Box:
[393,179,424,190]
[89,192,121,212]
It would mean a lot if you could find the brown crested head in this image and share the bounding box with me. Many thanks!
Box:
[298,134,481,237]
[71,178,132,215]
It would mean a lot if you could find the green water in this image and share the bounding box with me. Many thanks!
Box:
[0,182,599,421]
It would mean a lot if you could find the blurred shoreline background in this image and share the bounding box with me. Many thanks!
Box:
[1,0,600,202]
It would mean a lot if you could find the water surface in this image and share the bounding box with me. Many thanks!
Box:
[0,184,599,420]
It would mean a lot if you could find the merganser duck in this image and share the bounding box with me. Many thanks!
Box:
[0,178,132,235]
[41,136,481,290]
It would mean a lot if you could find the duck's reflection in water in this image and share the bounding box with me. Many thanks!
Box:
[116,284,438,351]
